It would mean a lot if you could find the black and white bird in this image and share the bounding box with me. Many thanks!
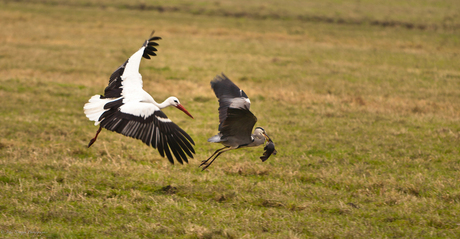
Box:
[84,31,195,164]
[200,73,277,170]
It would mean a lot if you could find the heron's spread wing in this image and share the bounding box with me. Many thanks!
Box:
[210,73,251,131]
[102,33,161,99]
[220,107,257,146]
[98,98,195,164]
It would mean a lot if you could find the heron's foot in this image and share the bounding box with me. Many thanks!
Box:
[199,159,212,171]
[200,162,211,171]
[199,159,209,167]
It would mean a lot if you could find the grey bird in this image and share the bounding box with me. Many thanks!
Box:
[200,73,277,170]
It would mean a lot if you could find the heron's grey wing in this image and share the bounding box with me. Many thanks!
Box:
[219,107,257,146]
[211,73,248,99]
[211,73,251,130]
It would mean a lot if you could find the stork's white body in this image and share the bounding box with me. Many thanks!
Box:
[84,33,194,164]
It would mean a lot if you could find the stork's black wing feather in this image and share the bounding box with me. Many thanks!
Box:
[98,100,195,164]
[142,33,161,59]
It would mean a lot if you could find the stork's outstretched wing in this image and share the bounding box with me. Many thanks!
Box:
[103,32,162,99]
[97,98,195,164]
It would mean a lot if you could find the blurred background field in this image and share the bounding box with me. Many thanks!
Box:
[0,0,459,238]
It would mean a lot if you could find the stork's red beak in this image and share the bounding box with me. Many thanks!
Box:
[176,104,194,119]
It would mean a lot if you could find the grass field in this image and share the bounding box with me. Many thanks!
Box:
[1,0,460,238]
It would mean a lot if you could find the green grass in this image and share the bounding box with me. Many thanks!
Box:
[1,1,460,238]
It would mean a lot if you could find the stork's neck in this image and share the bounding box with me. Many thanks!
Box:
[157,98,173,109]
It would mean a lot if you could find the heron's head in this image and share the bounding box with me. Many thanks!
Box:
[167,96,194,119]
[254,127,270,141]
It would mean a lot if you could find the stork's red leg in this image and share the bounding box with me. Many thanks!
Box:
[88,126,102,148]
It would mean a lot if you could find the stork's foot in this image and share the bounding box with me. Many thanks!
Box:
[87,138,97,148]
[87,126,102,148]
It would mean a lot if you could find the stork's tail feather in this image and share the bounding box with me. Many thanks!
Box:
[83,95,112,126]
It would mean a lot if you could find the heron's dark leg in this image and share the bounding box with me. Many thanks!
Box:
[88,126,102,148]
[200,146,228,167]
[201,147,232,171]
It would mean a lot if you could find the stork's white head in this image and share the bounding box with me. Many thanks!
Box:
[166,96,181,107]
[166,96,194,119]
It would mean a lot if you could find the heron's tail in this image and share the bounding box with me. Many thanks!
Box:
[207,134,224,143]
[83,95,112,126]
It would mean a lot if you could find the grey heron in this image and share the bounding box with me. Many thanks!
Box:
[83,31,195,164]
[200,73,277,170]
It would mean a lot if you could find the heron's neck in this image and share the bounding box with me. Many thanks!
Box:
[249,134,265,147]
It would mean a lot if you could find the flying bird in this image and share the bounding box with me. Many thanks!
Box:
[200,73,277,170]
[83,31,195,164]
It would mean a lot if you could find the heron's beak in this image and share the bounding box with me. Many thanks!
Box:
[175,104,194,119]
[262,133,271,142]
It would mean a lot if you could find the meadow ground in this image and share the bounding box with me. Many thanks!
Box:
[0,0,460,238]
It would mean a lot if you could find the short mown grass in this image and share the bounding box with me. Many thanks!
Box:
[0,1,460,238]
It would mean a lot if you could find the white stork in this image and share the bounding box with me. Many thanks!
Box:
[200,73,277,170]
[83,31,195,164]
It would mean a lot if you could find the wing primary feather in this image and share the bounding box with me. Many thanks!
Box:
[166,124,188,163]
[110,119,122,131]
[179,133,195,154]
[168,135,185,164]
[115,119,128,134]
[154,126,160,149]
[162,133,174,164]
[173,128,195,153]
[146,46,157,52]
[134,121,142,139]
[175,126,195,146]
[174,134,194,158]
[142,53,151,59]
[137,123,146,141]
[144,123,153,146]
[144,49,157,56]
[149,36,162,41]
[126,121,136,137]
[157,128,165,157]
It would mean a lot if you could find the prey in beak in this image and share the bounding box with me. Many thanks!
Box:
[175,104,194,119]
[260,133,277,162]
